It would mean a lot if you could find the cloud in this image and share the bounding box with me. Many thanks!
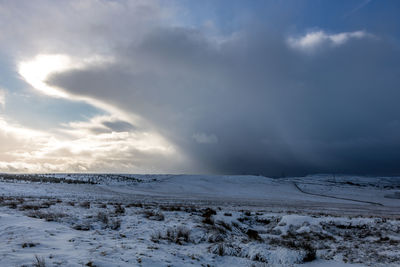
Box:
[59,115,131,136]
[0,0,196,174]
[17,53,135,123]
[0,0,172,58]
[1,0,400,176]
[0,89,5,109]
[287,30,374,52]
[48,26,400,176]
[193,133,218,144]
[0,115,191,173]
[103,120,136,133]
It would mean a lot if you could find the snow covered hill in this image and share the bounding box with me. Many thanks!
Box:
[0,174,399,266]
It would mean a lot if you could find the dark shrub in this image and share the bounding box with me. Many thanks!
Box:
[217,220,232,231]
[202,208,217,218]
[126,202,143,208]
[73,224,90,231]
[144,210,165,221]
[151,226,191,245]
[22,242,37,248]
[97,212,109,224]
[256,218,271,224]
[302,243,316,262]
[19,204,41,211]
[203,216,214,225]
[114,204,125,214]
[27,211,66,222]
[33,255,46,267]
[246,229,261,240]
[109,219,121,230]
[80,201,90,209]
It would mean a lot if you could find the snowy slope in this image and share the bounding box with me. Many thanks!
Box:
[0,174,400,266]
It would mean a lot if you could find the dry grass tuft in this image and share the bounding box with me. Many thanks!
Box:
[151,226,191,245]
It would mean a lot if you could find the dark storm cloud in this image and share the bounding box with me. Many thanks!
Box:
[48,27,400,176]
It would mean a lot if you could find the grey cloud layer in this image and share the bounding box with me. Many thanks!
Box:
[2,0,400,175]
[48,27,400,176]
[0,0,169,58]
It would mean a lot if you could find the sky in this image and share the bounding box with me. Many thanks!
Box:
[0,0,400,176]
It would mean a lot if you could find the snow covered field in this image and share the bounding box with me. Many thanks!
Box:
[0,174,399,266]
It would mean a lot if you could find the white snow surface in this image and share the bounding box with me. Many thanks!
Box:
[0,173,399,266]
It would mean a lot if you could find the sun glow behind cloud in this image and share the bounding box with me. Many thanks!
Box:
[0,54,185,173]
[18,54,72,98]
[18,54,145,127]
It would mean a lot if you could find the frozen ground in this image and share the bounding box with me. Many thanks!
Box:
[0,173,399,266]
